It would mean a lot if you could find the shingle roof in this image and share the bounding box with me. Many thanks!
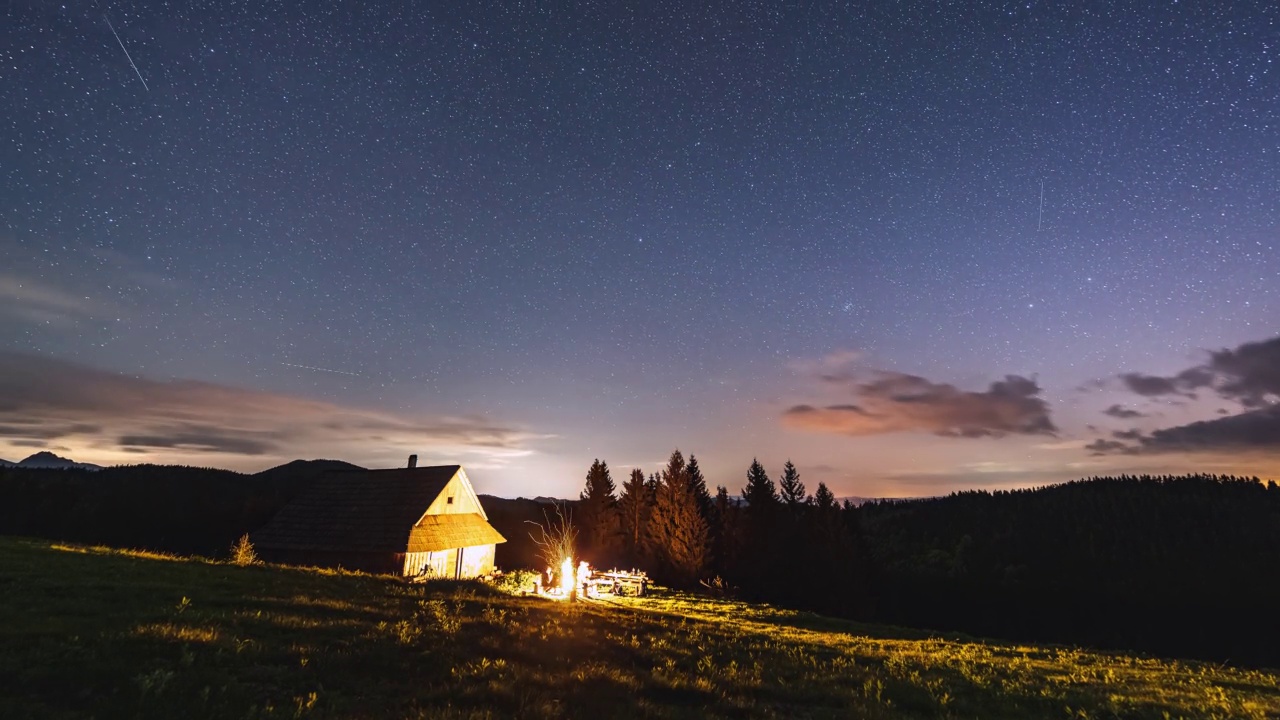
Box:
[253,465,497,553]
[408,513,507,552]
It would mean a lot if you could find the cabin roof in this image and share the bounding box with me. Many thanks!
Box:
[253,465,503,553]
[408,513,507,552]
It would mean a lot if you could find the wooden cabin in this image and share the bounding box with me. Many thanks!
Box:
[252,459,506,577]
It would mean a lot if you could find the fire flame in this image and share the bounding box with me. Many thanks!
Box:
[559,557,575,595]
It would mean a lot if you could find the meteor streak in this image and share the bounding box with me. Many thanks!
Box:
[1038,179,1044,231]
[104,15,149,91]
[281,362,362,377]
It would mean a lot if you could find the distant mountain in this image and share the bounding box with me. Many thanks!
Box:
[252,458,365,480]
[0,458,14,468]
[837,496,879,506]
[838,496,927,506]
[14,451,102,471]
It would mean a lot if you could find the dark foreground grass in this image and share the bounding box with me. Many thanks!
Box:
[1,537,1276,719]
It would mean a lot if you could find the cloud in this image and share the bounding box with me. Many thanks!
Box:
[118,426,281,455]
[1133,406,1280,454]
[884,464,1085,489]
[1085,439,1131,455]
[783,368,1055,439]
[1086,406,1280,456]
[1092,334,1280,457]
[0,352,546,466]
[1119,373,1182,397]
[1115,335,1280,406]
[0,275,118,325]
[1207,337,1280,408]
[1102,404,1145,419]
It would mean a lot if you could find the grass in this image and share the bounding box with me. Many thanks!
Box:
[1,537,1277,719]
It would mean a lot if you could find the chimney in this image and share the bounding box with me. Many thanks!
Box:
[408,454,418,469]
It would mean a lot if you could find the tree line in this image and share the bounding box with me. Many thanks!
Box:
[3,456,1277,666]
[572,450,873,617]
[570,455,1280,667]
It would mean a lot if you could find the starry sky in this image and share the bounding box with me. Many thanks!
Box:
[3,1,1278,498]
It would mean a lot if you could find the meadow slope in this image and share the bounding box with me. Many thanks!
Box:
[0,537,1276,719]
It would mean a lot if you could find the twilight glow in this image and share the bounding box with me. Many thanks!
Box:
[2,2,1277,496]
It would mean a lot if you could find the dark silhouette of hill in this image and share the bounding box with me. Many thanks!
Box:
[856,474,1280,666]
[0,459,361,556]
[252,458,364,481]
[480,494,569,570]
[10,451,102,471]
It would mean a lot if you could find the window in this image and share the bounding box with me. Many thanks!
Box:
[447,496,454,504]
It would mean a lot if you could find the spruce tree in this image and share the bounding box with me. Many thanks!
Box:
[577,459,620,566]
[686,453,715,522]
[710,484,735,577]
[645,449,709,587]
[813,481,837,511]
[779,460,807,507]
[617,468,650,567]
[742,458,779,509]
[734,458,780,594]
[805,481,862,615]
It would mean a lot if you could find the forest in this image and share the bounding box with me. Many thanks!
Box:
[1,457,1277,667]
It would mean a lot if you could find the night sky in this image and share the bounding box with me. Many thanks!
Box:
[3,1,1278,498]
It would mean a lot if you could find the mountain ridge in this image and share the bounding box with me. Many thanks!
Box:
[10,451,102,471]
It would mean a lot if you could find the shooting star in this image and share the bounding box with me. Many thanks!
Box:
[281,362,363,377]
[104,14,149,91]
[1038,179,1044,231]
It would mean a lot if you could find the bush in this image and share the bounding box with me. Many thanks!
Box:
[490,568,539,595]
[230,534,258,566]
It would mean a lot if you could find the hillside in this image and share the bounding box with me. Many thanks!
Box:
[858,475,1280,665]
[1,537,1276,719]
[0,460,360,556]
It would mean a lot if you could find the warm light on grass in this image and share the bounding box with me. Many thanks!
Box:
[132,622,220,644]
[2,537,1278,719]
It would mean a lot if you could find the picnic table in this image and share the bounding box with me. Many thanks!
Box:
[592,570,648,597]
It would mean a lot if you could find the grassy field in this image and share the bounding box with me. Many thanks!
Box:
[1,537,1276,719]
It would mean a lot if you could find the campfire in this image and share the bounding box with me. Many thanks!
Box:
[537,558,648,599]
[527,507,647,599]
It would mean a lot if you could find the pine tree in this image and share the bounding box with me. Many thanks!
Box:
[804,481,865,615]
[577,459,620,566]
[811,482,844,554]
[733,458,780,594]
[813,481,837,511]
[645,449,709,587]
[617,468,650,567]
[742,458,779,510]
[779,460,807,507]
[686,453,715,521]
[710,484,735,577]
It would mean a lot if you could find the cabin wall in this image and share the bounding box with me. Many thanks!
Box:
[403,551,429,576]
[460,543,496,577]
[423,471,486,518]
[401,544,496,578]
